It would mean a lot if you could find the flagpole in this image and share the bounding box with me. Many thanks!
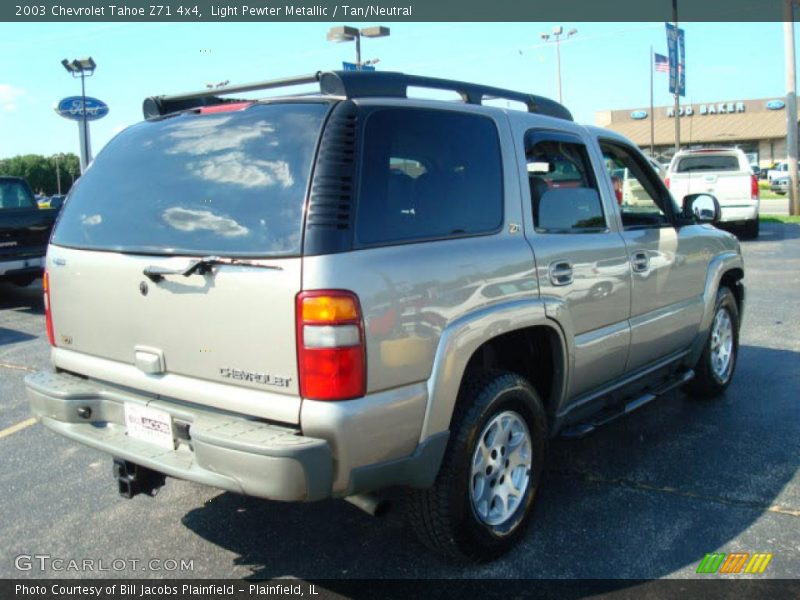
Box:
[650,45,655,156]
[673,0,680,154]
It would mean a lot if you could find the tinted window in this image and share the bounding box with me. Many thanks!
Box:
[0,179,36,210]
[526,139,605,233]
[676,155,740,173]
[601,142,677,229]
[356,109,503,245]
[53,103,329,257]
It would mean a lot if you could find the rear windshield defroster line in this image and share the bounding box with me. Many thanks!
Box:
[52,103,330,257]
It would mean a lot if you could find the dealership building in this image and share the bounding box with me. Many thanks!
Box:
[595,97,792,167]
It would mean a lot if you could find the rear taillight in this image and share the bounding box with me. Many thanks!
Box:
[296,290,365,401]
[751,174,760,200]
[43,270,55,346]
[664,177,670,189]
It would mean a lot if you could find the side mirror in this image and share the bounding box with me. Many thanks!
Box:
[682,193,721,224]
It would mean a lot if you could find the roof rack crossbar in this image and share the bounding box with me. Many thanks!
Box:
[142,71,573,122]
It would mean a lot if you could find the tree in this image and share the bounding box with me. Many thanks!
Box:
[0,153,80,195]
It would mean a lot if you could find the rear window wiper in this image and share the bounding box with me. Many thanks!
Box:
[143,256,282,283]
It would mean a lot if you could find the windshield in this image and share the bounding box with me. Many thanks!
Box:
[676,155,740,173]
[52,102,329,257]
[0,179,37,210]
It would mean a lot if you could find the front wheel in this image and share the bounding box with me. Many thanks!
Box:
[684,286,740,399]
[406,370,547,562]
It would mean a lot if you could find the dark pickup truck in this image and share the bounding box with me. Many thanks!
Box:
[0,177,58,286]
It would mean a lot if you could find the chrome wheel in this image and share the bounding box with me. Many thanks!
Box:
[710,307,734,382]
[470,410,532,528]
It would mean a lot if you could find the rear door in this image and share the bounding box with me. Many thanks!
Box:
[47,102,330,423]
[521,130,632,400]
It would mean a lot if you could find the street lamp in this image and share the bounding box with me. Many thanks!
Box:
[61,57,96,173]
[539,26,577,103]
[327,25,390,70]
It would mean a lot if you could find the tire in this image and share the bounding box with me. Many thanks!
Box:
[742,218,759,240]
[684,286,739,399]
[406,370,547,562]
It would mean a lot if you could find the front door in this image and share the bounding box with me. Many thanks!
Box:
[599,140,708,372]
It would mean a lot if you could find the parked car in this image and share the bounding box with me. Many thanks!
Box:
[26,71,745,562]
[47,195,66,210]
[0,177,58,286]
[768,162,788,183]
[666,148,760,238]
[770,176,789,195]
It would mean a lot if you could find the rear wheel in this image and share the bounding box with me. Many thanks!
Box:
[684,286,739,399]
[406,370,547,562]
[742,218,759,240]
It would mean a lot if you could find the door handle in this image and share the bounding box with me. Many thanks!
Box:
[631,251,650,273]
[549,261,573,286]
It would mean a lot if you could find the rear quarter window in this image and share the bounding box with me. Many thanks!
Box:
[52,103,329,257]
[356,108,503,245]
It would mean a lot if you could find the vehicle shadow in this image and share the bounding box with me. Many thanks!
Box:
[746,220,800,242]
[0,280,44,315]
[181,345,798,580]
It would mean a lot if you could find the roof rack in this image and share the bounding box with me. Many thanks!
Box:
[142,71,573,121]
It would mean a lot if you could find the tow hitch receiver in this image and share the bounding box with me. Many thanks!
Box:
[113,458,166,498]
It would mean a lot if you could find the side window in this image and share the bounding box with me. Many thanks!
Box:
[356,109,503,245]
[600,141,676,229]
[525,135,606,233]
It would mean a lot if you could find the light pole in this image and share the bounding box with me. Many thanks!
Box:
[61,57,96,174]
[540,26,577,103]
[327,26,390,70]
[785,0,799,216]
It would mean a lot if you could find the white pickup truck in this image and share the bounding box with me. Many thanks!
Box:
[666,148,760,239]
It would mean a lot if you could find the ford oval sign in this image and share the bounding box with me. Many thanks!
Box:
[631,110,648,120]
[766,99,786,111]
[54,96,109,121]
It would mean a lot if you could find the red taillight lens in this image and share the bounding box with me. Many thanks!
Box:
[751,175,760,200]
[664,177,670,189]
[43,270,55,346]
[296,290,365,401]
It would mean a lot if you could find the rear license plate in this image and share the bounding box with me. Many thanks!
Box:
[124,403,174,450]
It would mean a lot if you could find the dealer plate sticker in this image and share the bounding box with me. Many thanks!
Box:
[124,403,174,450]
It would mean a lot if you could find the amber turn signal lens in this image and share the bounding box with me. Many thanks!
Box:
[301,295,359,323]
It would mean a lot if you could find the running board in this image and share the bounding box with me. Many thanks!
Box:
[560,369,694,439]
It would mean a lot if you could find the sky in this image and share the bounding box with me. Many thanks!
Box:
[0,21,797,159]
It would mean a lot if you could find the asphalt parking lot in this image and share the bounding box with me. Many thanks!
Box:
[1,222,798,582]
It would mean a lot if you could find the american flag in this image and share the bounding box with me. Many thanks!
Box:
[654,53,670,73]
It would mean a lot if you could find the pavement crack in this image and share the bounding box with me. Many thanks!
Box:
[550,468,800,518]
[0,361,36,373]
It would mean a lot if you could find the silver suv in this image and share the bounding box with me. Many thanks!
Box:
[26,71,744,562]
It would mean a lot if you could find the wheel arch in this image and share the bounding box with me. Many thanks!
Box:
[419,298,568,443]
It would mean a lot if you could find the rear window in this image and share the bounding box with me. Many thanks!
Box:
[356,108,503,245]
[0,179,36,210]
[53,103,329,257]
[676,155,740,173]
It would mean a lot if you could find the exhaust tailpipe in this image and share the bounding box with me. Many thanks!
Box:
[344,493,391,517]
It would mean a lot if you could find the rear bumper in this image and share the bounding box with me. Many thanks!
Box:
[719,201,759,223]
[25,369,446,501]
[26,370,333,501]
[0,256,43,278]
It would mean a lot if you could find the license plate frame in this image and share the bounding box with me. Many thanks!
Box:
[124,403,175,450]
